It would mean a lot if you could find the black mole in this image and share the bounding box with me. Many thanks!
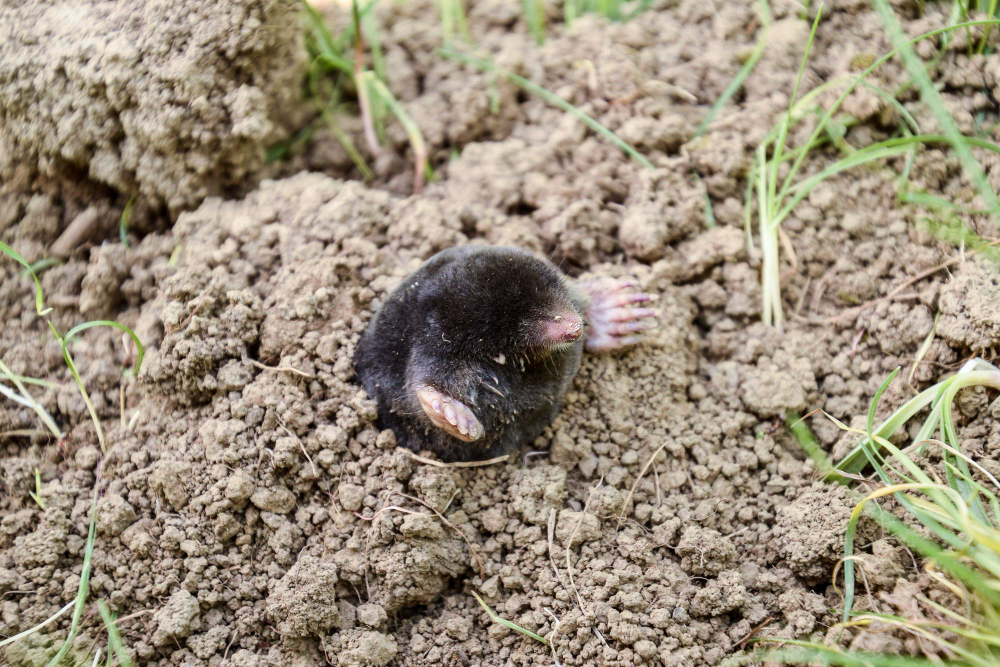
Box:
[353,245,656,462]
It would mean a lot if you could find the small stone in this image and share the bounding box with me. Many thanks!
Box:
[400,514,444,540]
[121,522,155,556]
[97,494,137,536]
[375,429,396,450]
[676,526,736,576]
[634,639,657,659]
[152,589,201,646]
[840,212,866,232]
[225,470,255,504]
[180,539,203,557]
[316,424,348,451]
[356,603,388,628]
[273,437,299,469]
[0,567,21,593]
[338,483,365,512]
[186,626,230,660]
[75,446,100,470]
[555,510,601,546]
[250,485,296,514]
[214,513,241,541]
[150,461,192,510]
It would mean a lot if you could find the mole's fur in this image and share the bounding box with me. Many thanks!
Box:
[353,246,588,462]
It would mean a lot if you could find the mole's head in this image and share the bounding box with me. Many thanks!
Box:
[421,247,584,361]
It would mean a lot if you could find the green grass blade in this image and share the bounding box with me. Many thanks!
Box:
[694,0,771,138]
[366,76,428,193]
[0,372,60,388]
[901,190,990,215]
[118,196,135,249]
[978,0,998,52]
[919,216,1000,263]
[0,601,75,650]
[832,379,941,477]
[859,81,921,135]
[439,48,653,169]
[774,144,912,225]
[850,475,1000,610]
[97,601,133,667]
[761,646,990,666]
[54,321,146,452]
[313,52,354,77]
[46,482,99,667]
[867,367,900,437]
[786,411,835,477]
[318,104,374,180]
[64,321,145,377]
[1,241,52,316]
[361,6,386,83]
[267,122,320,163]
[850,2,1000,222]
[0,358,63,439]
[300,0,343,61]
[471,591,548,644]
[21,257,61,278]
[521,0,545,44]
[60,343,106,452]
[769,4,823,211]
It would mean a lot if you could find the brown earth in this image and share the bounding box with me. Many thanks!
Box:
[2,0,1000,665]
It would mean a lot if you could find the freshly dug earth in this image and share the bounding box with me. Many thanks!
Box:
[2,0,1000,665]
[0,0,303,215]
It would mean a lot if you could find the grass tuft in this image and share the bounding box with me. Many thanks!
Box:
[48,320,145,452]
[563,0,648,30]
[747,13,1000,331]
[522,0,545,45]
[1,244,141,663]
[300,0,428,192]
[763,360,1000,666]
[872,0,1000,221]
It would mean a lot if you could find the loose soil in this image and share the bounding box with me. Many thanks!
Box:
[2,0,1000,665]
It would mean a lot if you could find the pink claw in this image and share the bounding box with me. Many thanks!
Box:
[579,278,658,353]
[611,292,653,307]
[415,385,484,442]
[607,307,657,322]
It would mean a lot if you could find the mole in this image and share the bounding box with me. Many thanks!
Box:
[353,245,656,462]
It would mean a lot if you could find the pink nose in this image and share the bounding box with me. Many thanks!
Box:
[540,313,583,343]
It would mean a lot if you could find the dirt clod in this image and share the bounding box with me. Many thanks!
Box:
[267,556,342,638]
[152,589,202,646]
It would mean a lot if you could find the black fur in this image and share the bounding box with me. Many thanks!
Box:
[353,245,587,462]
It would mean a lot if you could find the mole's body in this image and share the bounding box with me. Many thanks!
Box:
[353,245,655,462]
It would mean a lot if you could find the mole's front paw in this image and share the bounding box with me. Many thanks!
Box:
[416,385,485,442]
[580,279,657,352]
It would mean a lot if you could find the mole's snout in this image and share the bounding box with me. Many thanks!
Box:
[540,313,583,344]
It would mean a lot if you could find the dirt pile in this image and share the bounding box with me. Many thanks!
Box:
[0,0,304,214]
